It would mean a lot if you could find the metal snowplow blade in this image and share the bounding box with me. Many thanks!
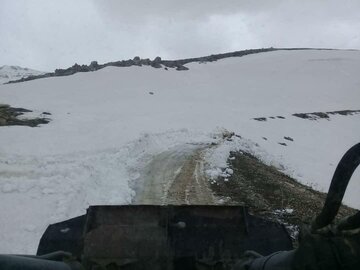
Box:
[38,205,292,269]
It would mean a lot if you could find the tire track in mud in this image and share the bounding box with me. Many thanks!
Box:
[133,144,216,205]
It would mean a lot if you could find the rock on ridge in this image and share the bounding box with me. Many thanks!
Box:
[6,47,335,84]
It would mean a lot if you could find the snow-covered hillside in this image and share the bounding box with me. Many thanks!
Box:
[0,49,360,253]
[0,65,45,84]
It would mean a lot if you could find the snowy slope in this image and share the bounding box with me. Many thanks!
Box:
[0,49,360,253]
[0,65,45,84]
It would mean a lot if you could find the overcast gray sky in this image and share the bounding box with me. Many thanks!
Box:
[1,0,360,71]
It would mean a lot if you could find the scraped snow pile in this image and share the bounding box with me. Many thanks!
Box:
[1,49,360,253]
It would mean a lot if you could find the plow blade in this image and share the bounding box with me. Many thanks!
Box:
[38,205,292,269]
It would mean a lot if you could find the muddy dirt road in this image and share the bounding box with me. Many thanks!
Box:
[133,144,215,205]
[133,142,355,230]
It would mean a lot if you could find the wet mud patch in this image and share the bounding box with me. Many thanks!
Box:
[0,104,50,127]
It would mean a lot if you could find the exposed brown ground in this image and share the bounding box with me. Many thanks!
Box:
[211,151,356,227]
[133,144,215,205]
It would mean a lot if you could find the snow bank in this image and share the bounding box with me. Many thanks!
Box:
[0,129,216,253]
[204,133,285,183]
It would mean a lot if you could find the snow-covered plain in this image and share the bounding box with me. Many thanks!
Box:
[1,50,360,253]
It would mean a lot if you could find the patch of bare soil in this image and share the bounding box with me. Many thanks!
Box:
[165,148,214,205]
[133,144,215,205]
[211,151,356,229]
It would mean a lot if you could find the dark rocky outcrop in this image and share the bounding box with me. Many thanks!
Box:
[284,136,294,141]
[140,58,151,65]
[89,61,99,71]
[151,56,162,68]
[7,47,337,84]
[253,109,360,123]
[253,117,267,121]
[293,109,360,120]
[0,104,50,127]
[176,65,189,71]
[153,56,162,63]
[53,60,103,76]
[132,56,141,66]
